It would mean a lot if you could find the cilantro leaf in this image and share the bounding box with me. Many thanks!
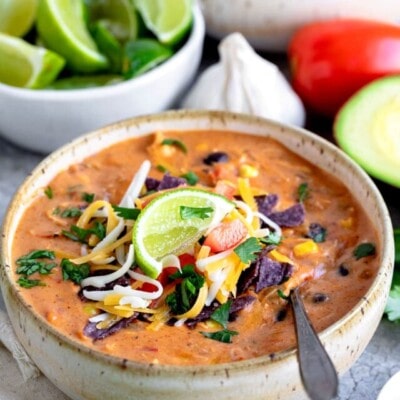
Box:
[17,250,55,262]
[180,206,213,220]
[210,300,231,329]
[353,242,376,260]
[234,237,262,263]
[297,182,310,203]
[260,231,281,246]
[60,207,83,218]
[156,164,169,173]
[385,269,400,323]
[201,329,238,343]
[277,289,290,300]
[16,250,57,277]
[112,205,141,220]
[394,229,400,265]
[181,171,199,186]
[17,277,45,288]
[161,138,187,154]
[62,222,106,243]
[82,192,95,203]
[44,187,53,199]
[60,259,90,284]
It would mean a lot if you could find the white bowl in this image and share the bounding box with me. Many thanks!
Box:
[199,0,400,51]
[0,5,205,153]
[0,110,394,400]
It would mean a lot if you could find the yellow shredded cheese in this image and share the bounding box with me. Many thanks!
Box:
[176,284,208,319]
[270,249,293,264]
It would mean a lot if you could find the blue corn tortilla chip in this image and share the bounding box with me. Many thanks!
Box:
[84,314,138,340]
[307,222,327,243]
[268,203,305,227]
[255,258,293,293]
[145,174,186,192]
[255,194,279,217]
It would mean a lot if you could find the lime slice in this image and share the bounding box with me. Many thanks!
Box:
[132,188,234,278]
[122,38,172,78]
[85,0,138,43]
[36,0,108,73]
[0,0,37,37]
[134,0,193,46]
[46,75,122,90]
[91,21,122,72]
[0,32,65,88]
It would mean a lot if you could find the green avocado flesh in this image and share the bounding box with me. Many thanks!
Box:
[334,75,400,188]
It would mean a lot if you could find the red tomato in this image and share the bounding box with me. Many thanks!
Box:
[288,19,400,116]
[204,219,247,253]
[178,253,196,267]
[141,266,179,291]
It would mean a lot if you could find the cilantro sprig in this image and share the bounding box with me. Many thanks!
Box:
[113,205,141,220]
[297,182,310,203]
[180,206,214,220]
[61,259,90,284]
[62,221,106,243]
[353,242,376,260]
[234,237,262,263]
[161,138,187,154]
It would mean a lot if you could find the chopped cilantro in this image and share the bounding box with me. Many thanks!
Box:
[181,171,199,186]
[62,221,106,243]
[17,250,55,262]
[297,182,310,203]
[210,300,231,329]
[260,231,281,246]
[395,229,400,264]
[52,207,61,215]
[60,259,90,284]
[180,206,213,220]
[234,237,262,263]
[277,289,290,300]
[201,329,238,343]
[156,164,169,173]
[166,265,205,315]
[44,187,53,199]
[112,205,141,220]
[385,269,400,323]
[353,242,376,260]
[82,192,95,203]
[17,277,45,288]
[60,207,83,218]
[16,261,56,276]
[161,138,187,154]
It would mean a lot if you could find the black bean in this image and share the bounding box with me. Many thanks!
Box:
[276,308,287,322]
[203,151,229,165]
[339,264,350,276]
[312,293,329,303]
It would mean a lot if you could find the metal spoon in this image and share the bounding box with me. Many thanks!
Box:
[290,287,339,400]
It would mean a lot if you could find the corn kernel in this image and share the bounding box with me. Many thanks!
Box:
[239,164,259,178]
[340,217,353,229]
[293,240,319,257]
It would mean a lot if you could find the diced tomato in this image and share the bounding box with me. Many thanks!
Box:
[208,163,238,185]
[140,266,180,292]
[204,219,247,253]
[214,180,236,200]
[178,253,196,267]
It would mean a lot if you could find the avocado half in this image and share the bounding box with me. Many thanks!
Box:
[334,75,400,188]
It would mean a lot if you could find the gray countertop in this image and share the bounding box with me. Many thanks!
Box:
[1,37,400,399]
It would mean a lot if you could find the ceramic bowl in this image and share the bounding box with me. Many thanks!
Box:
[199,0,400,51]
[0,110,394,400]
[0,5,204,154]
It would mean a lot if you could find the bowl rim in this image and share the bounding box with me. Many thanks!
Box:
[0,109,394,375]
[0,3,205,101]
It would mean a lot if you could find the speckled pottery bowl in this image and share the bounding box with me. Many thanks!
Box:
[0,110,394,400]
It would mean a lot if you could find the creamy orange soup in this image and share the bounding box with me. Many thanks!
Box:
[11,130,379,365]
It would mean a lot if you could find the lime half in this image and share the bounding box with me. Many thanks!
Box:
[37,0,108,73]
[134,0,193,46]
[0,33,65,88]
[46,75,122,90]
[132,188,234,278]
[0,0,37,37]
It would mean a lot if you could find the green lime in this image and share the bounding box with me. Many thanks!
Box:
[132,188,234,278]
[91,21,122,72]
[85,0,138,43]
[122,38,172,78]
[36,0,108,73]
[0,32,65,88]
[0,0,38,37]
[46,75,122,90]
[134,0,193,46]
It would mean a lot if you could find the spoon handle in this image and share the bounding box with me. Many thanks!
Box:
[290,288,339,400]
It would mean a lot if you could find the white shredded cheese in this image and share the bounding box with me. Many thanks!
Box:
[253,211,282,237]
[119,296,151,308]
[119,160,151,207]
[161,254,181,271]
[196,248,233,272]
[89,312,109,323]
[234,200,254,224]
[206,268,229,306]
[92,218,125,253]
[81,245,134,288]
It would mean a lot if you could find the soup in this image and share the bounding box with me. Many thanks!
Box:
[11,130,379,365]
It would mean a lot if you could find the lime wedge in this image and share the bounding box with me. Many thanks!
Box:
[37,0,108,73]
[122,38,172,78]
[132,188,234,278]
[85,0,138,43]
[0,33,65,88]
[134,0,193,46]
[0,0,38,37]
[46,75,122,90]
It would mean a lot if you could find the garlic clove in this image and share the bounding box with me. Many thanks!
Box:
[182,32,305,127]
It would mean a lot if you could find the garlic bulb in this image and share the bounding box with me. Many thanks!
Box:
[181,33,305,127]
